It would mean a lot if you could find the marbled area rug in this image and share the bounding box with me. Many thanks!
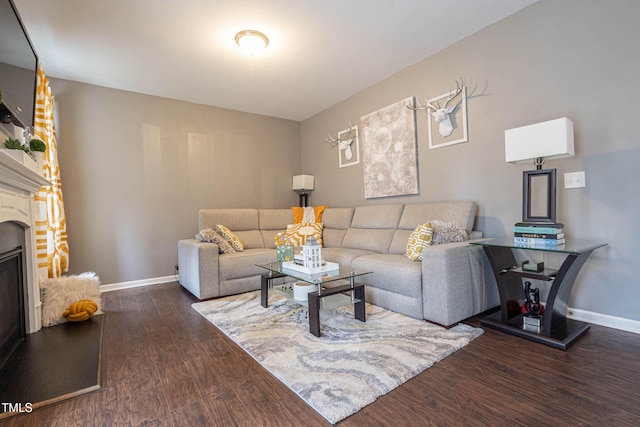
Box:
[192,291,482,424]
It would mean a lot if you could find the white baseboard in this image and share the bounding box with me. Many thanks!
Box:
[99,275,176,293]
[98,277,640,335]
[568,307,640,334]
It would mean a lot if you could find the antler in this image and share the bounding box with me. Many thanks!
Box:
[407,98,439,111]
[406,77,465,111]
[324,122,355,149]
[440,78,464,110]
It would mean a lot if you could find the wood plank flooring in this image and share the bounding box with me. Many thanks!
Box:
[1,281,639,426]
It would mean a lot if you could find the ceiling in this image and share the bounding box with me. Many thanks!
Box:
[14,0,536,121]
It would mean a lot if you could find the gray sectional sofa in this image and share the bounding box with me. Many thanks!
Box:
[178,202,499,326]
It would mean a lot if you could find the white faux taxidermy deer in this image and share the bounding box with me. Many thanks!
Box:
[324,123,356,160]
[409,79,465,137]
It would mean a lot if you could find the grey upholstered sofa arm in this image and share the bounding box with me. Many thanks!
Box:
[421,240,499,326]
[178,239,220,300]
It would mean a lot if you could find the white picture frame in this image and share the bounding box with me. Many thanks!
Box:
[338,125,360,168]
[427,86,468,149]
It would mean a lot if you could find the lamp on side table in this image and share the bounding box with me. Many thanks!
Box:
[292,174,314,207]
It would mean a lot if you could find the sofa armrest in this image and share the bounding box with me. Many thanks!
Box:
[421,240,499,326]
[178,239,220,299]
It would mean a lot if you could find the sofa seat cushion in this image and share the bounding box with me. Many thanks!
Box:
[320,247,377,267]
[218,249,276,280]
[351,254,423,299]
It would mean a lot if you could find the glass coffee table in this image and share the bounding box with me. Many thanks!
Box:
[256,262,372,337]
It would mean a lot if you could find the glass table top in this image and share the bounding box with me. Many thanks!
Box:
[256,262,372,284]
[470,238,607,255]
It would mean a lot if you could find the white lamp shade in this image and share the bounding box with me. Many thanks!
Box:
[505,117,574,164]
[292,174,314,191]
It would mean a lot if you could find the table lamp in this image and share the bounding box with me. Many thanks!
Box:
[292,174,314,207]
[505,117,574,224]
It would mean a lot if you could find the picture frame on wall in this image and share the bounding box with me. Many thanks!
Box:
[338,124,360,168]
[427,86,468,149]
[360,96,419,199]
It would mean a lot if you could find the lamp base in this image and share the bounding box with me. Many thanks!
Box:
[522,168,557,224]
[293,190,310,207]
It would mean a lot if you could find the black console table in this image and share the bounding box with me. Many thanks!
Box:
[470,239,607,350]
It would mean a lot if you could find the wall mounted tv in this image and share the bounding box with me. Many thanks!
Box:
[0,0,38,130]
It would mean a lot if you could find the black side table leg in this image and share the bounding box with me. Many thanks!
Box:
[308,293,321,337]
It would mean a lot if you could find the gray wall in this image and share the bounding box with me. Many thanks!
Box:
[51,80,301,285]
[47,0,638,323]
[300,0,640,322]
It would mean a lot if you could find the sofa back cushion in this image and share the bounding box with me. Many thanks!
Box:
[341,204,403,253]
[258,209,293,249]
[321,208,354,248]
[350,204,404,228]
[397,202,477,232]
[388,202,477,254]
[199,209,263,249]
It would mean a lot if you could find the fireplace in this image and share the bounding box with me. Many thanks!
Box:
[0,224,25,369]
[0,149,51,337]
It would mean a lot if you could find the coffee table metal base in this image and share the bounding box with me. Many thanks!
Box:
[260,273,366,337]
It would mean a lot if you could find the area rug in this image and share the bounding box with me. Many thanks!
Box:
[192,291,482,424]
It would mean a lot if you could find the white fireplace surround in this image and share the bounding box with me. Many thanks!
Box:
[0,150,50,333]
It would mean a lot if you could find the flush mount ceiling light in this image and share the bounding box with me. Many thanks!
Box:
[234,30,269,56]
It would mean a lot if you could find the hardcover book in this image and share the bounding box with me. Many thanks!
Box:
[514,232,565,239]
[514,222,564,228]
[514,237,565,246]
[514,223,564,234]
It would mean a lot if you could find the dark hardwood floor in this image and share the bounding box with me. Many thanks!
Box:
[1,281,639,426]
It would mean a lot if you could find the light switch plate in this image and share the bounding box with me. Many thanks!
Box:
[564,171,585,189]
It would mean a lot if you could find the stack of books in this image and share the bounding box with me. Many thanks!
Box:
[513,223,565,246]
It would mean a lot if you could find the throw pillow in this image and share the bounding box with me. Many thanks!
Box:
[215,224,244,252]
[431,220,469,245]
[196,228,236,254]
[406,222,433,261]
[291,206,327,224]
[40,272,102,327]
[285,222,324,246]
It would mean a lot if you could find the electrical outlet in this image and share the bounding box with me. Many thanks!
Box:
[564,171,585,189]
[174,264,179,272]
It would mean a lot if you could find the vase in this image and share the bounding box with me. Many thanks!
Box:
[32,151,44,175]
[283,244,294,262]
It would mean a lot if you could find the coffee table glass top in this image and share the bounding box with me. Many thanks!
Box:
[256,262,371,284]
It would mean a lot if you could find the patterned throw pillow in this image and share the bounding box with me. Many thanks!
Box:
[406,222,433,261]
[431,220,469,245]
[196,228,236,254]
[291,206,327,224]
[215,224,244,252]
[285,223,324,247]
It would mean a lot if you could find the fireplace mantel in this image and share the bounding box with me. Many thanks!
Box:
[0,150,51,333]
[0,151,50,192]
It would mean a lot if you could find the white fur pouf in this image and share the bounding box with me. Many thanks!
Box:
[40,272,102,327]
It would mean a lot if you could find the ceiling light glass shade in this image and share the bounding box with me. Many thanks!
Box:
[292,175,314,191]
[235,30,269,55]
[505,117,574,164]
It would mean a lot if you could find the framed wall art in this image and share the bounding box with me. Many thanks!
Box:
[338,124,360,168]
[427,85,468,149]
[360,97,419,199]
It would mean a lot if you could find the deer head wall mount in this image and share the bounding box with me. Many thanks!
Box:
[324,123,359,167]
[408,79,466,138]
